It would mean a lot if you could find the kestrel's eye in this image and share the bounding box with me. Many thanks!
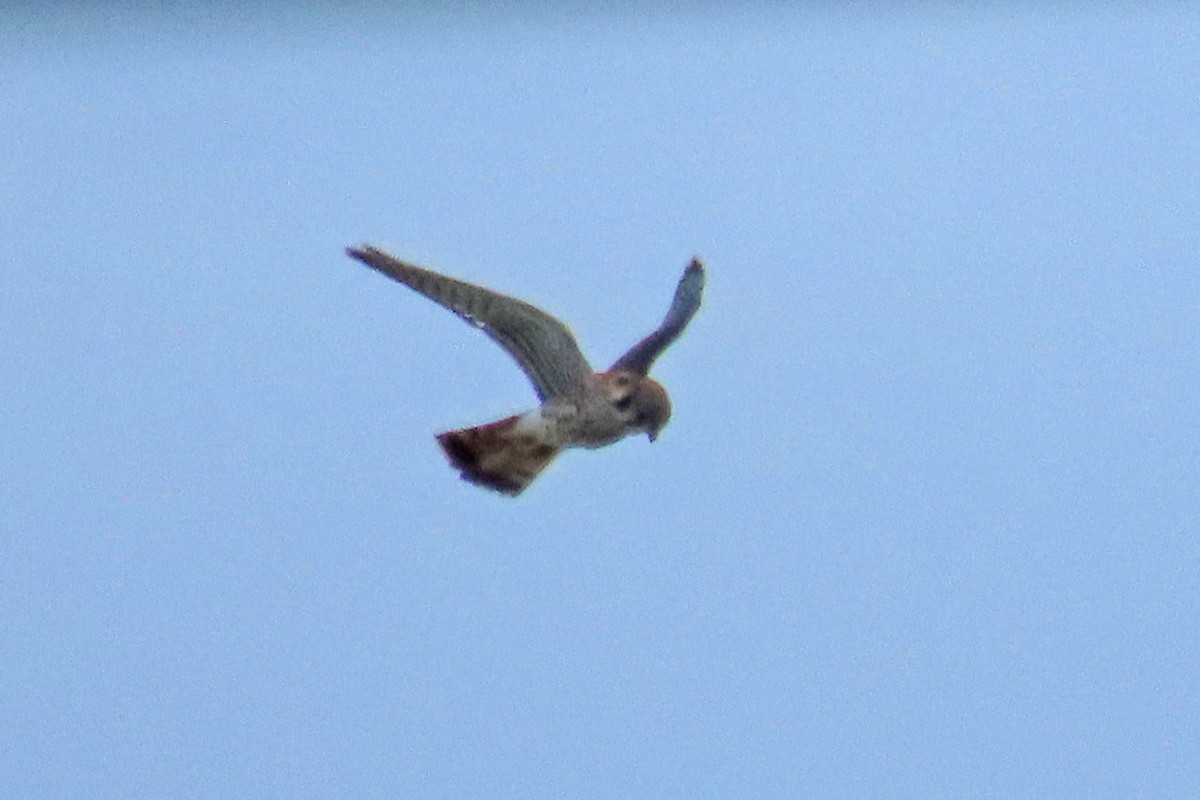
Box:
[613,395,633,412]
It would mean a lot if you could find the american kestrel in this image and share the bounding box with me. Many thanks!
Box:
[346,246,705,496]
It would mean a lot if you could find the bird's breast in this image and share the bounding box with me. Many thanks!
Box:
[542,396,630,450]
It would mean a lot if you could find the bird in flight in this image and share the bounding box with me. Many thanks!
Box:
[346,245,705,496]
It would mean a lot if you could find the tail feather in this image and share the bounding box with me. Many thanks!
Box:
[436,415,559,496]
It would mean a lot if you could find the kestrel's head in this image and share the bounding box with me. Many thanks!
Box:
[605,371,672,442]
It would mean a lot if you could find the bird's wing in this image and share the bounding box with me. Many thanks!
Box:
[347,246,593,401]
[609,258,705,374]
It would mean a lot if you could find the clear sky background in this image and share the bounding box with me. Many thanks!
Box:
[3,4,1198,798]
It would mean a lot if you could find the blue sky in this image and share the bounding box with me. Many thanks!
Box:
[3,4,1198,798]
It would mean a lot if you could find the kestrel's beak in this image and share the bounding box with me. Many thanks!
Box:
[647,430,659,443]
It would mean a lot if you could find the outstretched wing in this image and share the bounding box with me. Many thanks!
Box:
[610,258,705,374]
[347,246,593,401]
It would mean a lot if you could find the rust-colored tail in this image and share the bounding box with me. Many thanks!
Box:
[436,415,559,496]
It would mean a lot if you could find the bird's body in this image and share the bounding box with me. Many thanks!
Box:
[346,246,704,495]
